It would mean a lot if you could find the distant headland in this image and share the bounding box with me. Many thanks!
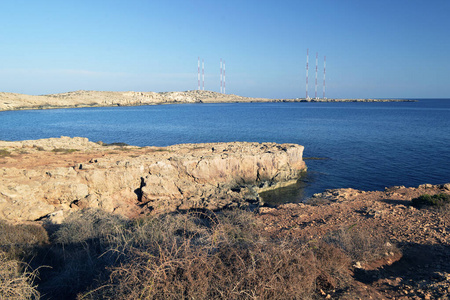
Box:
[0,90,416,111]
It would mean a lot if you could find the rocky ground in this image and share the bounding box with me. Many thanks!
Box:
[0,137,305,222]
[259,184,450,299]
[1,137,448,299]
[0,90,414,111]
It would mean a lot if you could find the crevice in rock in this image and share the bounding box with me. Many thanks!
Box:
[134,177,146,202]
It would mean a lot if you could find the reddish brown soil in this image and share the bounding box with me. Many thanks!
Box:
[0,147,156,169]
[258,185,450,299]
[2,146,449,299]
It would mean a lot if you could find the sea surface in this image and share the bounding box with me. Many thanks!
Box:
[1,99,449,205]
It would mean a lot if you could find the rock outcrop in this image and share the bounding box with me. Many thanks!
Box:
[0,137,306,222]
[0,90,415,111]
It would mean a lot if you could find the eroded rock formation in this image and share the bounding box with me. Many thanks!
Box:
[0,137,306,222]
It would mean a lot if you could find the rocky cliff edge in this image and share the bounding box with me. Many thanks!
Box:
[0,137,306,222]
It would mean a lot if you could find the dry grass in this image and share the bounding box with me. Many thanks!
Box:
[78,210,351,300]
[0,208,393,299]
[325,224,397,263]
[0,252,40,300]
[0,220,49,260]
[0,221,45,300]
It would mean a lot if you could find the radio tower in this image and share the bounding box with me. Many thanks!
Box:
[223,60,226,94]
[306,49,309,99]
[323,56,326,99]
[315,52,318,99]
[197,57,200,90]
[220,59,223,93]
[202,59,205,90]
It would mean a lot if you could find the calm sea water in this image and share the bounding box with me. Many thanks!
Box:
[1,99,449,204]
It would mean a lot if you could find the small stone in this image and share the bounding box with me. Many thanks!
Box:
[419,183,433,189]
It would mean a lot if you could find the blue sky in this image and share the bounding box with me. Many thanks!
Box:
[0,0,449,98]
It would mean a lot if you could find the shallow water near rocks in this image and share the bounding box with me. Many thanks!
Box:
[1,99,449,204]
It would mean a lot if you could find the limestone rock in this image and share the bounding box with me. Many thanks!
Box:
[0,137,306,222]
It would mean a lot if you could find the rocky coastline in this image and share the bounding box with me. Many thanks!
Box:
[0,90,415,111]
[0,137,306,222]
[1,136,449,298]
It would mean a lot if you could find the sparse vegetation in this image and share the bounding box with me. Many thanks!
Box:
[325,224,397,263]
[0,252,40,300]
[0,221,48,299]
[97,141,129,147]
[0,209,373,299]
[0,220,49,259]
[79,209,351,300]
[0,207,404,299]
[0,149,11,157]
[51,148,79,154]
[411,193,450,208]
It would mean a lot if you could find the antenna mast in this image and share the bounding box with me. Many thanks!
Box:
[315,52,318,99]
[202,59,205,90]
[223,60,226,94]
[323,56,326,99]
[306,49,309,99]
[220,59,223,93]
[197,57,200,90]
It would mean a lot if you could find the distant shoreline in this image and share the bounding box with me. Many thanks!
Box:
[0,90,417,112]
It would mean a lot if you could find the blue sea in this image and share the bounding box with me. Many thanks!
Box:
[1,99,449,204]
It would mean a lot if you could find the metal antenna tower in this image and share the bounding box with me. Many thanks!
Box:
[306,49,309,99]
[202,59,205,90]
[197,57,200,90]
[223,60,226,94]
[323,56,326,99]
[315,52,318,99]
[220,59,223,93]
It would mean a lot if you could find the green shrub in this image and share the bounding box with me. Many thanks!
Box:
[0,149,11,157]
[412,193,450,208]
[51,148,79,154]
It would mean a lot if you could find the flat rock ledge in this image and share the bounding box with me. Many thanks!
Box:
[0,137,306,223]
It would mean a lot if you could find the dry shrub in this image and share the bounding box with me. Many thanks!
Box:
[325,224,396,263]
[79,209,352,300]
[34,209,127,299]
[53,208,126,245]
[0,251,40,300]
[0,220,49,261]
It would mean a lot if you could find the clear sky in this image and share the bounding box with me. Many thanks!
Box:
[1,0,449,99]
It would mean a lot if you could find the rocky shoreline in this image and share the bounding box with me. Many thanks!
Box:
[0,137,306,222]
[0,90,415,111]
[259,183,450,299]
[1,137,449,298]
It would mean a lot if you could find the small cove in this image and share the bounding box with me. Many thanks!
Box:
[1,99,449,203]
